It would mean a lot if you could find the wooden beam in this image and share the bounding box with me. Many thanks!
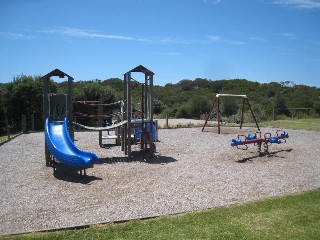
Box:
[216,94,247,98]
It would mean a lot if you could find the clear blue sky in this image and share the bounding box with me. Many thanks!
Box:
[1,0,320,87]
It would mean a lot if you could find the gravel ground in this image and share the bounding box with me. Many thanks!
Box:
[0,125,320,235]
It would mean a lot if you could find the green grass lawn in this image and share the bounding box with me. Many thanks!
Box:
[2,189,320,240]
[260,118,320,131]
[0,136,8,142]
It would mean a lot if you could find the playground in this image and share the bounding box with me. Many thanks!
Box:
[1,124,320,235]
[1,67,319,236]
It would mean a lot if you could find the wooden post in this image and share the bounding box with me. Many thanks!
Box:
[122,73,128,153]
[74,116,77,130]
[166,115,169,128]
[31,112,35,131]
[116,126,120,145]
[98,102,103,127]
[240,98,245,129]
[217,97,221,134]
[115,115,120,145]
[127,72,132,158]
[144,77,148,151]
[122,125,125,152]
[43,76,51,166]
[5,117,10,140]
[141,83,145,150]
[98,102,103,147]
[149,74,154,154]
[99,130,102,147]
[67,76,74,141]
[273,108,275,121]
[43,76,49,121]
[155,120,159,142]
[21,115,27,133]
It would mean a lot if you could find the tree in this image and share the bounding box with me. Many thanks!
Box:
[0,85,6,134]
[210,80,224,93]
[74,82,116,103]
[178,79,194,91]
[5,75,43,120]
[313,101,320,115]
[189,96,210,119]
[193,78,210,89]
[153,98,165,115]
[274,94,290,116]
[222,98,238,117]
[175,105,191,118]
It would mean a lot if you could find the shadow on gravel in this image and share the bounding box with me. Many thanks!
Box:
[100,143,118,149]
[53,164,102,184]
[237,148,293,163]
[99,154,177,165]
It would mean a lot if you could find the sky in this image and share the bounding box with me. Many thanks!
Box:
[0,0,320,87]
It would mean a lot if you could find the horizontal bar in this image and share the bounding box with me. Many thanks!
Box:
[216,94,247,98]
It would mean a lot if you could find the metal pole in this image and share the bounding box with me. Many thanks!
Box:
[246,98,260,131]
[201,96,218,132]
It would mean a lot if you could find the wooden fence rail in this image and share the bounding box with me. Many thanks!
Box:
[0,114,43,145]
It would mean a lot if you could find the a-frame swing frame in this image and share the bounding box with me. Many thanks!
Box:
[202,94,260,134]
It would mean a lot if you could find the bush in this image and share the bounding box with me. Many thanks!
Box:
[189,96,210,119]
[175,105,191,118]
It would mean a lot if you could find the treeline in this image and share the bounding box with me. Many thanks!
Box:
[1,75,320,133]
[155,79,320,122]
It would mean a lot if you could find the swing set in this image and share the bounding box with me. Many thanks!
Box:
[202,94,260,134]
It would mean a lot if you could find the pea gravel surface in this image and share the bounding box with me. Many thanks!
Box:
[0,126,319,235]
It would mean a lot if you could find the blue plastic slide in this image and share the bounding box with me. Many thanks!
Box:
[45,117,98,169]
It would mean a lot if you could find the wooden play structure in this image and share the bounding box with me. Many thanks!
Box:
[42,65,156,169]
[72,100,126,146]
[202,94,260,134]
[72,65,156,158]
[122,65,155,158]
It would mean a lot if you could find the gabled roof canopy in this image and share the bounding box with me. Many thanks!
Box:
[41,68,74,80]
[128,65,154,75]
